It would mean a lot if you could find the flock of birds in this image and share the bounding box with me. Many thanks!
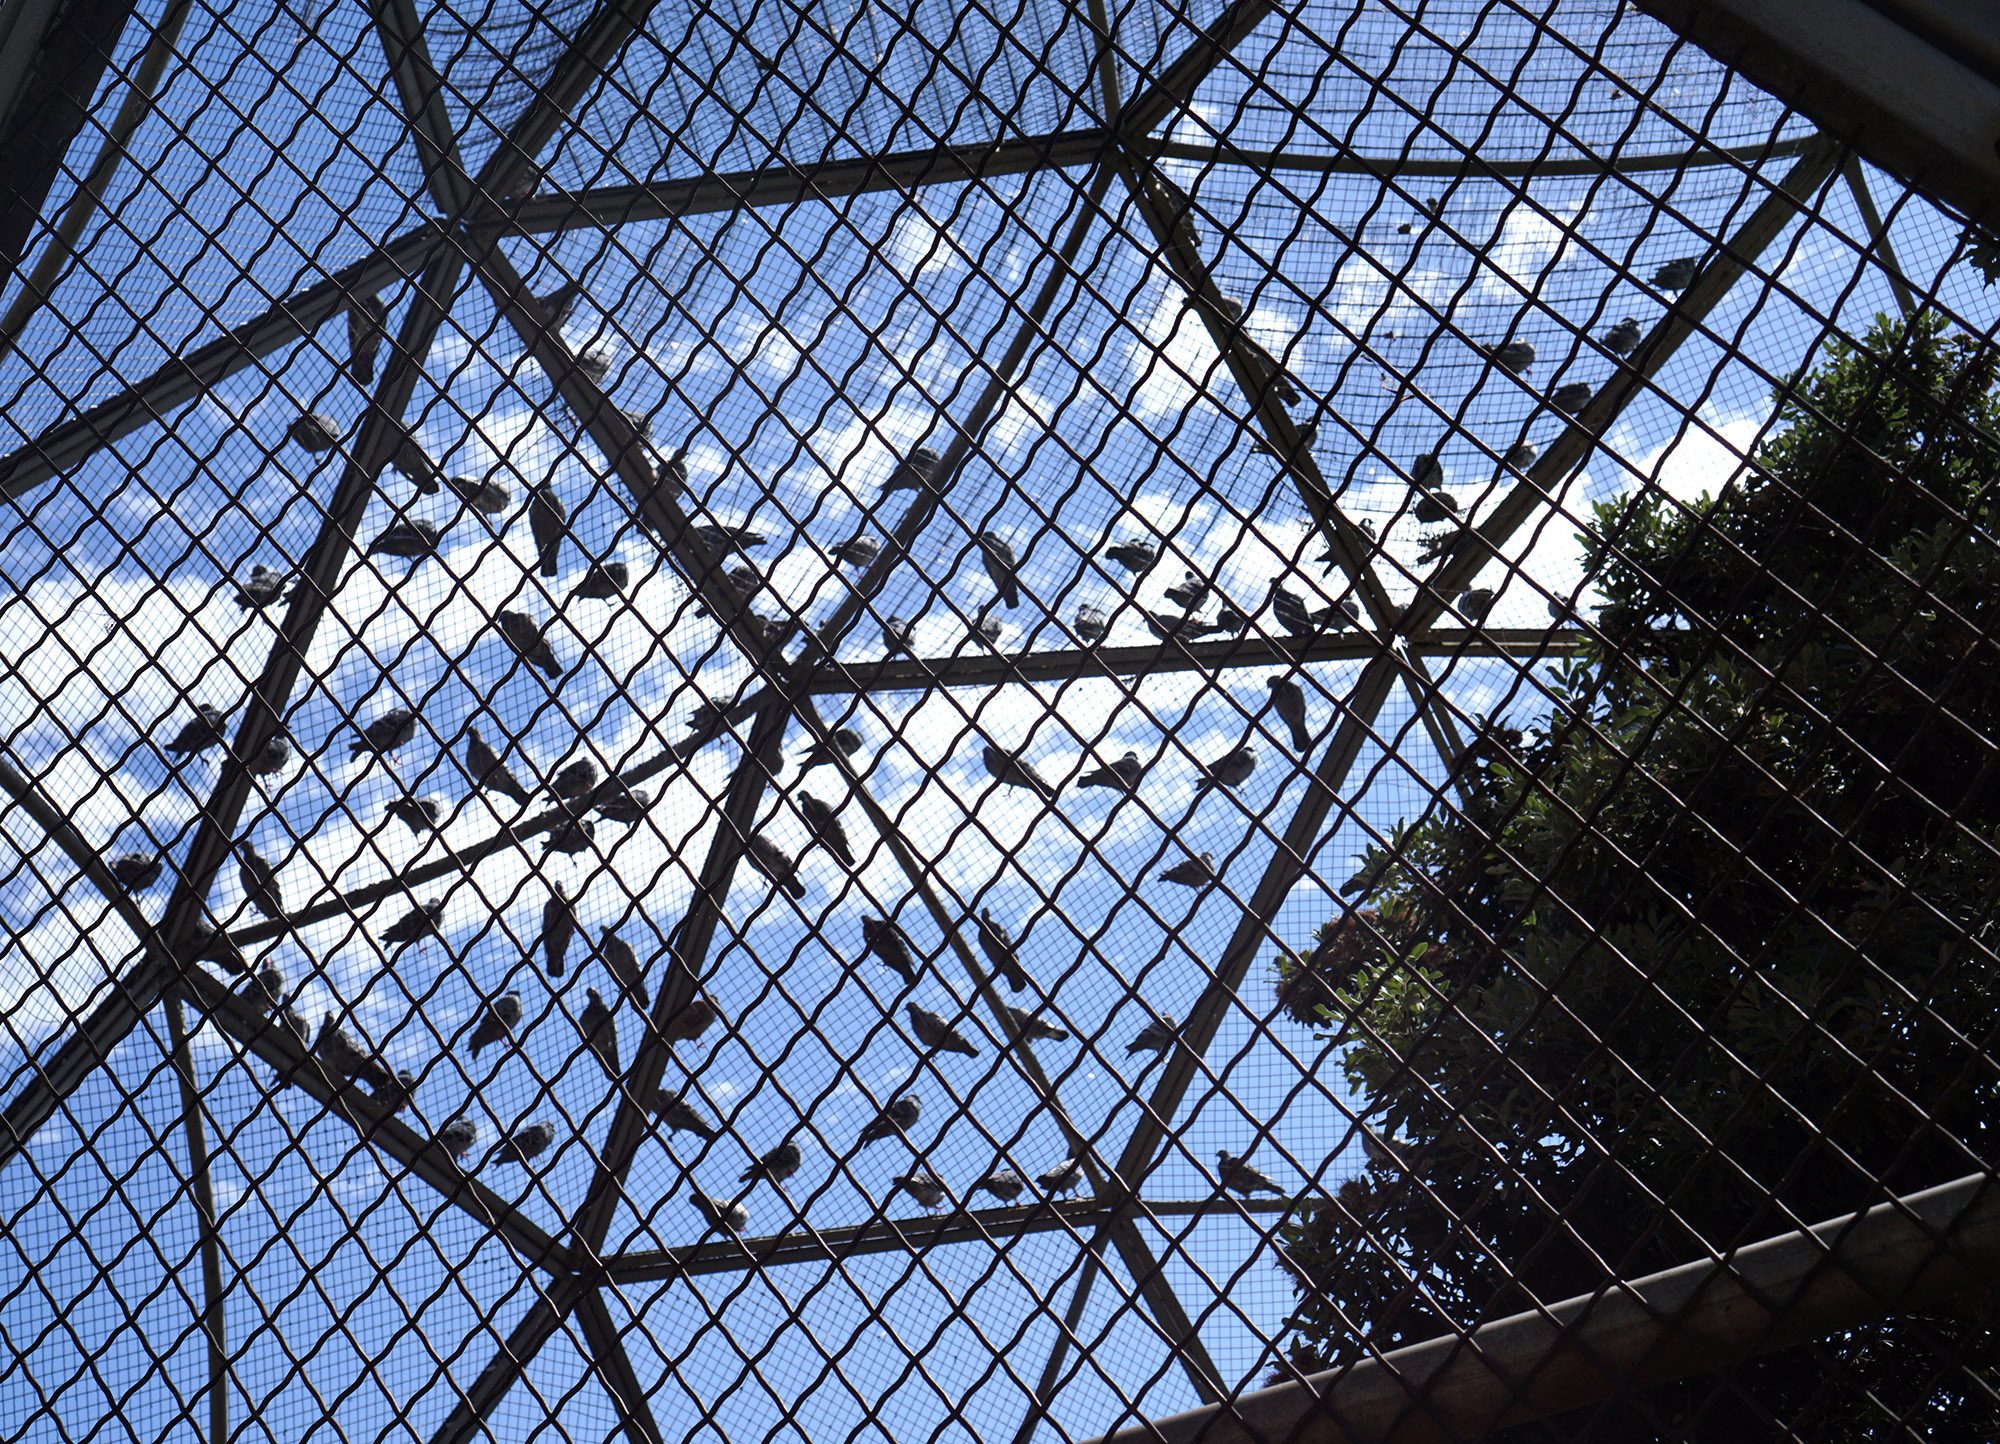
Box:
[101,227,1700,1237]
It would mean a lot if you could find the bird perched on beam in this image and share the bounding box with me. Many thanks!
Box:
[497,1121,554,1166]
[745,833,806,900]
[381,899,444,954]
[691,1189,748,1233]
[597,927,651,1007]
[497,610,562,679]
[893,1169,948,1212]
[975,909,1028,991]
[979,532,1020,608]
[863,915,918,986]
[799,792,854,868]
[466,727,534,805]
[1216,1149,1286,1196]
[346,292,388,384]
[907,1004,978,1057]
[163,704,228,758]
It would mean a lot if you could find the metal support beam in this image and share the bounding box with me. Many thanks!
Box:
[1010,1243,1106,1444]
[1136,133,1815,179]
[165,994,229,1444]
[576,1288,669,1444]
[1085,1171,2000,1444]
[1842,154,1919,317]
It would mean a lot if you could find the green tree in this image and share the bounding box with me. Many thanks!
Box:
[1274,311,2000,1436]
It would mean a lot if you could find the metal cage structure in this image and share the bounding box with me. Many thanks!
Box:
[3,1,2000,1442]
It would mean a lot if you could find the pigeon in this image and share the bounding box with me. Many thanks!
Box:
[1216,602,1249,633]
[544,816,594,859]
[288,413,340,452]
[1037,1158,1084,1195]
[1505,441,1539,469]
[497,1121,555,1165]
[1104,541,1157,575]
[978,532,1020,607]
[982,743,1057,801]
[1411,452,1444,489]
[538,280,582,331]
[799,792,854,868]
[541,886,577,976]
[235,565,292,611]
[366,517,442,562]
[745,833,806,900]
[975,909,1029,991]
[740,1140,802,1188]
[248,737,292,775]
[882,616,915,655]
[1268,676,1311,752]
[858,1094,919,1146]
[798,727,861,774]
[972,615,1003,647]
[1652,256,1697,290]
[1127,1014,1179,1054]
[691,1189,749,1233]
[833,535,880,567]
[163,704,228,757]
[349,707,417,759]
[1550,382,1592,414]
[652,1091,718,1140]
[907,1004,979,1057]
[1456,587,1495,623]
[1003,1006,1069,1042]
[1485,339,1535,374]
[1361,1129,1415,1172]
[597,928,650,1007]
[238,844,286,922]
[466,727,534,805]
[242,963,287,1016]
[390,435,440,494]
[1163,571,1211,611]
[109,851,162,890]
[1158,854,1216,888]
[468,991,522,1056]
[1413,491,1460,525]
[862,915,918,986]
[315,1012,394,1092]
[346,292,389,384]
[882,445,942,494]
[381,899,444,952]
[693,523,768,554]
[553,758,600,800]
[1272,585,1353,635]
[1217,1149,1286,1196]
[597,781,653,823]
[1144,610,1220,641]
[571,560,629,600]
[1601,316,1642,355]
[663,994,719,1047]
[433,1116,479,1161]
[1075,604,1109,643]
[1077,751,1143,791]
[572,348,612,386]
[528,483,568,578]
[580,987,618,1073]
[444,473,512,513]
[976,1169,1025,1202]
[1196,746,1257,792]
[892,1169,948,1211]
[497,610,562,679]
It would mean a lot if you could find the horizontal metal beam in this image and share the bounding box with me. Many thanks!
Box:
[1138,133,1814,180]
[1085,1170,2000,1444]
[600,1197,1290,1283]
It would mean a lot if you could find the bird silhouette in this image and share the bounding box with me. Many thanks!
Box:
[1196,746,1257,792]
[541,886,577,976]
[858,1094,919,1147]
[881,445,941,495]
[799,792,854,868]
[543,817,595,858]
[433,1116,479,1161]
[1003,1006,1069,1042]
[1485,339,1535,374]
[1127,1014,1179,1054]
[1078,751,1143,791]
[1268,676,1311,751]
[975,909,1029,991]
[882,616,915,655]
[1505,441,1539,469]
[1602,316,1642,355]
[862,915,918,986]
[390,434,441,494]
[553,758,600,800]
[978,532,1020,607]
[572,560,629,600]
[235,564,292,611]
[907,1004,979,1057]
[468,991,522,1056]
[1075,604,1109,643]
[977,1169,1024,1202]
[596,928,650,1007]
[444,473,511,513]
[1158,854,1216,888]
[366,517,442,563]
[1104,541,1157,576]
[163,704,228,757]
[1037,1158,1083,1195]
[1413,491,1460,525]
[497,610,562,679]
[580,987,618,1073]
[238,844,286,922]
[652,1091,718,1140]
[745,833,805,900]
[798,726,861,774]
[691,1189,748,1233]
[381,899,444,953]
[663,994,719,1047]
[248,737,291,776]
[833,535,879,567]
[109,852,162,890]
[346,292,388,384]
[892,1169,947,1211]
[1216,1149,1285,1196]
[288,413,340,452]
[1550,382,1591,413]
[497,1122,555,1165]
[982,743,1057,801]
[1652,256,1697,290]
[740,1140,802,1188]
[597,781,653,823]
[528,483,568,577]
[466,727,534,805]
[1456,587,1495,623]
[349,707,417,759]
[1163,571,1210,611]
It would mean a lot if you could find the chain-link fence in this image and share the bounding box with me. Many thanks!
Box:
[1,1,1996,1442]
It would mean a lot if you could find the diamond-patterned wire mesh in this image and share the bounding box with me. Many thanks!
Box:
[2,0,1998,1442]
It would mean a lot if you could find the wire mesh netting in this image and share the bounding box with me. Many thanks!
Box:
[2,0,1999,1442]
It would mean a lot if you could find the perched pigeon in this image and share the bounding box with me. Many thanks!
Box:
[245,963,286,1014]
[978,532,1020,608]
[1550,382,1592,414]
[1144,610,1220,641]
[278,1007,313,1053]
[892,1169,948,1211]
[1272,585,1355,636]
[381,899,444,952]
[316,1012,394,1093]
[693,522,768,555]
[248,737,292,776]
[444,472,512,513]
[1216,1149,1286,1196]
[1164,571,1211,611]
[745,833,806,900]
[983,743,1057,801]
[541,886,577,976]
[862,916,918,986]
[882,616,915,655]
[798,727,861,774]
[390,435,440,494]
[367,517,442,560]
[597,781,653,824]
[238,844,286,922]
[1485,339,1535,374]
[109,852,162,890]
[1104,541,1157,576]
[833,535,880,567]
[184,921,247,974]
[497,610,562,679]
[691,1189,749,1233]
[235,565,292,611]
[663,994,719,1047]
[1078,750,1143,791]
[349,707,417,759]
[598,928,650,1007]
[975,909,1029,991]
[858,1094,920,1146]
[1003,1006,1069,1042]
[1411,452,1444,489]
[1601,316,1642,355]
[976,1169,1025,1202]
[580,987,618,1073]
[1652,255,1697,290]
[972,615,1003,647]
[653,1091,718,1140]
[1037,1157,1084,1195]
[288,412,341,452]
[1268,676,1311,752]
[1196,746,1257,793]
[497,1121,555,1165]
[1158,854,1216,888]
[1075,604,1109,643]
[572,560,629,600]
[529,483,568,578]
[1127,1014,1180,1055]
[553,758,600,800]
[1456,587,1495,623]
[1504,441,1539,469]
[467,727,534,805]
[882,445,942,494]
[468,990,522,1056]
[1413,491,1460,525]
[434,1116,479,1161]
[907,1004,979,1057]
[539,280,582,331]
[799,792,854,868]
[545,817,598,859]
[346,292,389,384]
[740,1140,802,1188]
[1215,602,1249,633]
[164,704,228,757]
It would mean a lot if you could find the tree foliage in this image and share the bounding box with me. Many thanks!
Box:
[1275,312,2000,1435]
